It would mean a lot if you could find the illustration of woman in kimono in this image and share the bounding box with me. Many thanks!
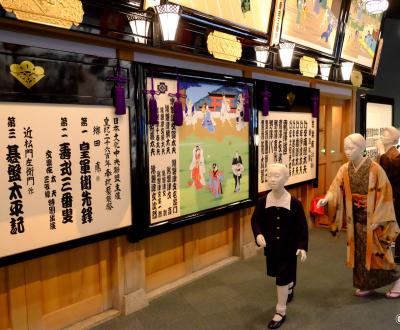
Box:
[202,103,216,132]
[208,163,224,198]
[188,145,206,190]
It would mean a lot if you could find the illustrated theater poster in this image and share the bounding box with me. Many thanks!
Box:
[145,73,252,225]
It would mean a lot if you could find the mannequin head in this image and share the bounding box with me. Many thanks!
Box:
[267,163,289,191]
[344,133,366,162]
[381,126,400,147]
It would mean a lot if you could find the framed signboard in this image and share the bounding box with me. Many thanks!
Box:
[256,81,318,194]
[0,103,132,260]
[0,45,134,265]
[145,0,273,34]
[359,94,394,160]
[135,64,256,236]
[341,0,384,67]
[280,0,344,56]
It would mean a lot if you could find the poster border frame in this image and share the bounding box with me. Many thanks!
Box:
[130,62,257,240]
[359,94,394,137]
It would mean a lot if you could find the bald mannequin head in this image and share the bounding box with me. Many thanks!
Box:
[267,163,289,191]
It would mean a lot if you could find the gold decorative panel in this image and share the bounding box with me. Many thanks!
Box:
[10,61,45,89]
[207,31,242,62]
[299,56,318,78]
[0,0,84,29]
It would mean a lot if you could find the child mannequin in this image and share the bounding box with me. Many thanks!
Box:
[317,133,400,298]
[251,163,308,329]
[377,126,400,264]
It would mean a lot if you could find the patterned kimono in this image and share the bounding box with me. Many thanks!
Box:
[328,158,400,290]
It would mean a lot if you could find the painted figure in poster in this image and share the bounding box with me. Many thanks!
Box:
[317,134,400,298]
[185,98,195,126]
[232,152,244,192]
[313,0,320,15]
[251,164,308,329]
[208,163,224,198]
[241,0,250,13]
[202,103,216,132]
[321,16,333,42]
[296,0,303,25]
[235,93,245,132]
[220,95,232,127]
[188,145,206,190]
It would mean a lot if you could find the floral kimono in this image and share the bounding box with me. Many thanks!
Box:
[328,159,400,289]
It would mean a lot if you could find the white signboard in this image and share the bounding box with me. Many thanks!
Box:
[365,102,392,161]
[258,111,317,192]
[0,103,132,258]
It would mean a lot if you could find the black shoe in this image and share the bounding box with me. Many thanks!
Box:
[267,313,286,329]
[287,288,294,303]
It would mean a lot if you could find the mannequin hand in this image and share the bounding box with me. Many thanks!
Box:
[296,249,307,262]
[370,223,379,231]
[316,192,333,208]
[316,198,328,208]
[256,234,266,247]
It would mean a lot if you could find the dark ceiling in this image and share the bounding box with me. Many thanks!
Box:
[385,0,400,19]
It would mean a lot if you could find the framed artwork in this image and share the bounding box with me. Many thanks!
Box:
[145,0,273,34]
[256,80,319,194]
[135,64,256,236]
[341,0,384,67]
[0,45,135,265]
[359,94,394,160]
[280,0,344,56]
[0,103,132,261]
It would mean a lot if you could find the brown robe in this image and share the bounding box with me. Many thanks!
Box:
[379,146,400,257]
[328,160,399,271]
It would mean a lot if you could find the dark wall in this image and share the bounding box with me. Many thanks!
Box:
[357,18,400,129]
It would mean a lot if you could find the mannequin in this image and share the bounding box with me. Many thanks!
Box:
[251,163,308,329]
[377,126,400,264]
[317,133,400,298]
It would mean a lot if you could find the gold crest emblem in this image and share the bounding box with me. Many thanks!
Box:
[286,91,295,106]
[207,31,242,62]
[0,0,84,29]
[10,61,45,89]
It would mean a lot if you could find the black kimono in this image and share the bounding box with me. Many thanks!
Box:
[251,193,308,286]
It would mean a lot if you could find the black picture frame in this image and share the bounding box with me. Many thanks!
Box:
[0,43,135,267]
[338,0,387,70]
[359,94,394,160]
[130,62,257,239]
[255,79,319,195]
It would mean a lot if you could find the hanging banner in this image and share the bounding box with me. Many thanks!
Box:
[0,103,132,259]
